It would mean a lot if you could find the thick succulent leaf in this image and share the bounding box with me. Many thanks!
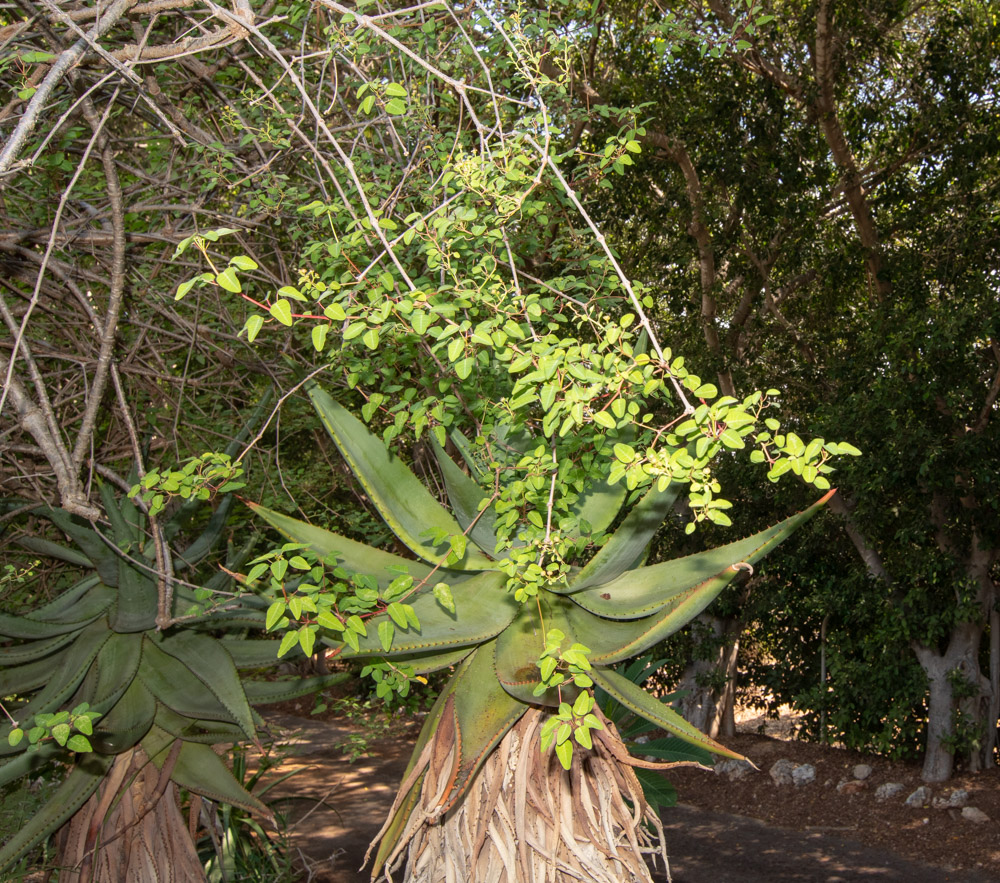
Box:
[335,570,518,658]
[563,579,734,666]
[566,483,681,592]
[89,632,143,712]
[0,754,111,873]
[174,494,235,569]
[0,656,58,695]
[371,654,467,878]
[38,507,118,584]
[26,575,101,617]
[405,645,475,674]
[494,602,553,706]
[429,437,499,558]
[248,502,438,589]
[222,638,304,669]
[570,491,834,619]
[184,611,268,630]
[141,727,271,818]
[0,742,61,788]
[447,428,487,481]
[502,571,744,671]
[0,631,75,667]
[590,666,743,761]
[151,707,246,744]
[138,640,248,733]
[0,619,111,753]
[30,583,116,627]
[630,736,715,766]
[434,640,527,814]
[120,482,144,547]
[567,476,627,540]
[0,584,113,639]
[152,633,256,739]
[169,741,273,819]
[99,482,140,546]
[372,641,526,878]
[307,384,495,570]
[91,678,156,755]
[112,552,158,633]
[15,535,93,568]
[242,672,350,705]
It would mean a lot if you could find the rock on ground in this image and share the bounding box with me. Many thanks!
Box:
[853,763,873,780]
[905,786,932,807]
[932,789,969,809]
[715,759,754,781]
[769,758,796,786]
[875,782,906,801]
[791,763,816,786]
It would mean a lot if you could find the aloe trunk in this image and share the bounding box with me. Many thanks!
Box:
[57,747,204,883]
[390,708,666,883]
[249,385,832,882]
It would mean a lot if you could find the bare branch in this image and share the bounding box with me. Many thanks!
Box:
[0,0,134,178]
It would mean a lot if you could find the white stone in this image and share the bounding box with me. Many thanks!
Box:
[904,786,932,807]
[961,806,990,824]
[715,759,754,781]
[791,763,816,786]
[769,758,796,786]
[947,789,969,807]
[874,782,905,801]
[852,764,873,780]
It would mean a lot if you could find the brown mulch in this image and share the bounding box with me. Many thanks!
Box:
[258,708,1000,882]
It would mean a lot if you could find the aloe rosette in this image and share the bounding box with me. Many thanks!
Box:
[249,385,832,882]
[0,484,347,879]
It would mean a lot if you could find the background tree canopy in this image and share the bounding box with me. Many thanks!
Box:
[585,0,1000,781]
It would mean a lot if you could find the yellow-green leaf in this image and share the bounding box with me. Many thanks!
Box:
[269,299,293,326]
[244,314,264,342]
[216,268,241,293]
[312,324,329,352]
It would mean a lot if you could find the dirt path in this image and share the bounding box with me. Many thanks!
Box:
[260,714,996,883]
[662,805,992,883]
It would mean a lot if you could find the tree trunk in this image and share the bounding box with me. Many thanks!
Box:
[58,745,206,883]
[711,627,741,739]
[378,709,670,883]
[677,613,741,738]
[912,622,986,783]
[914,646,958,783]
[982,607,1000,769]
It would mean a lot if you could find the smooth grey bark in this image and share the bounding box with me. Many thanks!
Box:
[676,613,741,739]
[911,625,984,783]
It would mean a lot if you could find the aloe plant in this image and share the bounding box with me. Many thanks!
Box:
[249,385,832,882]
[0,484,347,881]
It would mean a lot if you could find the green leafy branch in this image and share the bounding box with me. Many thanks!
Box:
[245,544,437,702]
[533,629,604,768]
[6,703,100,754]
[128,452,246,517]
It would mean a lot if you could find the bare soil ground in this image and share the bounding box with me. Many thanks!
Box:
[259,705,1000,883]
